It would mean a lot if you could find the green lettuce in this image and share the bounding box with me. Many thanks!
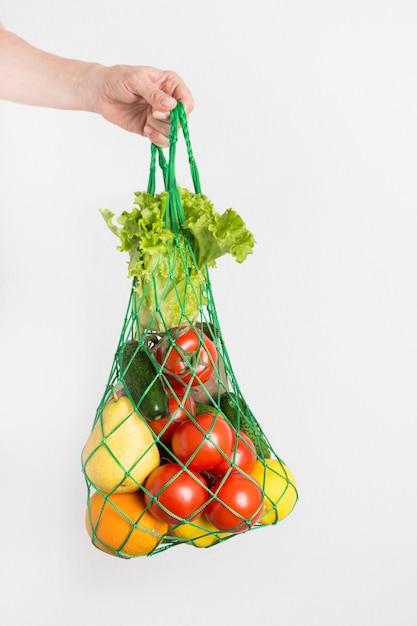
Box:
[100,188,255,332]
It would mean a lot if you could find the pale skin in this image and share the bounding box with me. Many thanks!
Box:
[0,22,194,147]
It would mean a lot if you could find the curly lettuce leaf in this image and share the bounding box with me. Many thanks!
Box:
[100,188,255,331]
[179,188,255,266]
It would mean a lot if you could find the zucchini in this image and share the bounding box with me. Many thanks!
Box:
[220,393,271,459]
[120,340,166,421]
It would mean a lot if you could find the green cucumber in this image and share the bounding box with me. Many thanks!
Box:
[121,340,166,421]
[220,393,271,459]
[195,401,217,416]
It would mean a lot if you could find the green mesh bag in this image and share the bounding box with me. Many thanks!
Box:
[82,103,298,558]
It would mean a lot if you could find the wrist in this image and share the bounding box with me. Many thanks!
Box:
[76,62,106,113]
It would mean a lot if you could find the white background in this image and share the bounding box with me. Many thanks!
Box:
[1,1,416,625]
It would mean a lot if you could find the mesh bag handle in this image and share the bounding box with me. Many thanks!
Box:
[147,103,202,234]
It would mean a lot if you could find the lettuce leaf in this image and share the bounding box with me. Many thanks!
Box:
[100,188,255,332]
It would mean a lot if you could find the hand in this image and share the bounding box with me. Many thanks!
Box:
[0,24,194,146]
[91,64,194,147]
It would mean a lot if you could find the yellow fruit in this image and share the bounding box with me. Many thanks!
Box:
[251,459,298,524]
[85,490,168,558]
[82,394,160,494]
[171,514,230,548]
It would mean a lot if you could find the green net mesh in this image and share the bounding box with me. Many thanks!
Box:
[82,104,298,558]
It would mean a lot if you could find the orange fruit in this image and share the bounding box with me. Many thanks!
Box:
[85,490,168,558]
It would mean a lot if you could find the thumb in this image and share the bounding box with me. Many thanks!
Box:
[148,88,177,113]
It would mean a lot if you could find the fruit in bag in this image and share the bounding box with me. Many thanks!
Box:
[82,394,160,494]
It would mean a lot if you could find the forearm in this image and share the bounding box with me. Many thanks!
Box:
[0,27,103,111]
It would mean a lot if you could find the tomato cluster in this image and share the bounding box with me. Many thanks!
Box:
[143,326,265,534]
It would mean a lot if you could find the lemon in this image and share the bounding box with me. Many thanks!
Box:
[251,459,298,524]
[171,514,229,548]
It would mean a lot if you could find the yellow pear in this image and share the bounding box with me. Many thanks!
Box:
[82,393,160,494]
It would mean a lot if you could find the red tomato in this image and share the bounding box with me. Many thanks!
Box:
[166,391,196,421]
[147,392,196,443]
[212,430,257,476]
[144,463,209,525]
[154,326,217,387]
[171,412,233,472]
[146,417,173,442]
[205,470,264,533]
[163,379,188,395]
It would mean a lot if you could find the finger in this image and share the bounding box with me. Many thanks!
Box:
[148,75,194,116]
[145,112,171,135]
[170,84,194,116]
[152,109,170,121]
[143,124,170,148]
[151,90,194,121]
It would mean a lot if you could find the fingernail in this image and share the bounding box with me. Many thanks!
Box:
[152,110,169,121]
[161,95,176,108]
[143,124,154,137]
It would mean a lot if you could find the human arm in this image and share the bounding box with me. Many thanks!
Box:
[0,23,194,146]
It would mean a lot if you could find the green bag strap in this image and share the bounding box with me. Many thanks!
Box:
[146,102,202,234]
[147,144,168,195]
[167,102,201,195]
